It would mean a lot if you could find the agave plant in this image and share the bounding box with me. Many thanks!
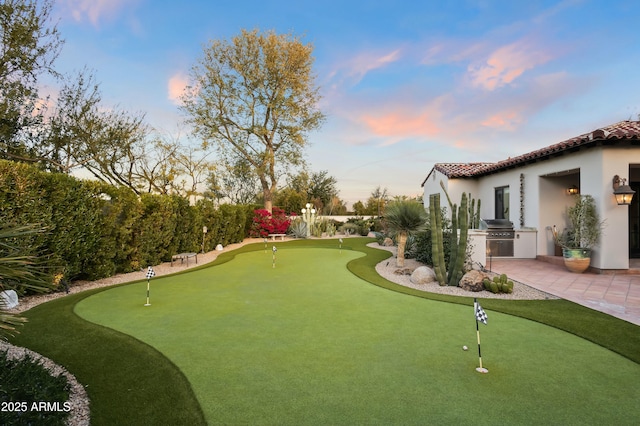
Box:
[287,218,308,238]
[0,225,54,340]
[384,201,429,267]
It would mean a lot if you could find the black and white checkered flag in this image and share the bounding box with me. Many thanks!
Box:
[146,266,156,279]
[475,301,488,325]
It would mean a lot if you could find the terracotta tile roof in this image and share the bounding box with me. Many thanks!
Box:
[435,163,494,177]
[424,120,640,183]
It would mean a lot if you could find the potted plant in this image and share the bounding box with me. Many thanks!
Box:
[557,195,604,273]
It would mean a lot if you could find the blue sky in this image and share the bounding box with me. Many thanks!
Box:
[49,0,640,205]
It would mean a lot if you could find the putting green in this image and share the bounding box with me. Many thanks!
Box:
[75,246,640,425]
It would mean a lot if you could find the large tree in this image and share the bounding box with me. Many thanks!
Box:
[0,0,62,160]
[204,155,260,205]
[0,1,152,192]
[367,186,390,217]
[277,169,341,214]
[181,28,325,212]
[46,68,149,188]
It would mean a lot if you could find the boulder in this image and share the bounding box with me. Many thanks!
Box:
[410,266,437,285]
[216,244,224,251]
[382,237,394,247]
[459,270,487,292]
[0,289,19,309]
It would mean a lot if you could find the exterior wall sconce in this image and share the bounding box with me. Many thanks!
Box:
[612,175,635,205]
[567,185,579,195]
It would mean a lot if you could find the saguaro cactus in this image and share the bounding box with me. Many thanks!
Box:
[448,193,469,286]
[434,181,473,286]
[468,196,481,229]
[429,193,447,286]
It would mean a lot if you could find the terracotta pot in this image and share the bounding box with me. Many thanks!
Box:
[562,248,591,273]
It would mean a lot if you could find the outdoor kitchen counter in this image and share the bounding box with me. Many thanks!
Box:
[514,228,538,258]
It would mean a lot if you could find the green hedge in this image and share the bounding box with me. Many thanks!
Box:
[0,160,254,288]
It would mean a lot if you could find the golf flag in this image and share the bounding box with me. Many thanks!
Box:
[475,300,488,325]
[144,266,155,306]
[146,266,156,279]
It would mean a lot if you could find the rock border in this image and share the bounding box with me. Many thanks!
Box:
[0,340,89,426]
[370,243,559,300]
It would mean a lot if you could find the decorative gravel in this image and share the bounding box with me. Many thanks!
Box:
[370,243,559,300]
[0,341,90,426]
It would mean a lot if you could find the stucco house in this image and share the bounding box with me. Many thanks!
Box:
[421,120,640,272]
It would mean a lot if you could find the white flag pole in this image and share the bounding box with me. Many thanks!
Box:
[145,279,151,306]
[144,266,155,306]
[272,246,277,268]
[474,298,488,373]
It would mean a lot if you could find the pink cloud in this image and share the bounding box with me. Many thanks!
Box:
[361,111,439,141]
[467,39,553,90]
[481,110,523,130]
[167,73,189,105]
[356,95,453,144]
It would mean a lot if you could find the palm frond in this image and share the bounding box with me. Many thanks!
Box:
[1,224,54,340]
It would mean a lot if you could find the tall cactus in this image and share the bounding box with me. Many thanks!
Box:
[447,202,459,284]
[429,193,447,286]
[432,181,474,286]
[468,194,482,229]
[448,193,469,286]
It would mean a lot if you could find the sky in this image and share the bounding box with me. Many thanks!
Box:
[47,0,640,206]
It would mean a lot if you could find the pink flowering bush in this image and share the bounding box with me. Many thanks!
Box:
[249,207,294,237]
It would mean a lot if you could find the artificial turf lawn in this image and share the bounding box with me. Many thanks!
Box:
[9,238,640,425]
[74,245,640,425]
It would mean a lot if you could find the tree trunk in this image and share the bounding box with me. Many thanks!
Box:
[260,177,273,213]
[396,232,407,268]
[264,198,273,214]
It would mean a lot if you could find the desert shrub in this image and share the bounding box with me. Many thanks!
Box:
[371,231,386,245]
[0,351,70,426]
[303,218,341,237]
[326,221,337,236]
[345,217,383,236]
[408,230,452,266]
[339,222,360,235]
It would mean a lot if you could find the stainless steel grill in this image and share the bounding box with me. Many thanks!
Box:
[481,219,515,257]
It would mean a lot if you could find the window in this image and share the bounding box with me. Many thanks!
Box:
[495,186,509,219]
